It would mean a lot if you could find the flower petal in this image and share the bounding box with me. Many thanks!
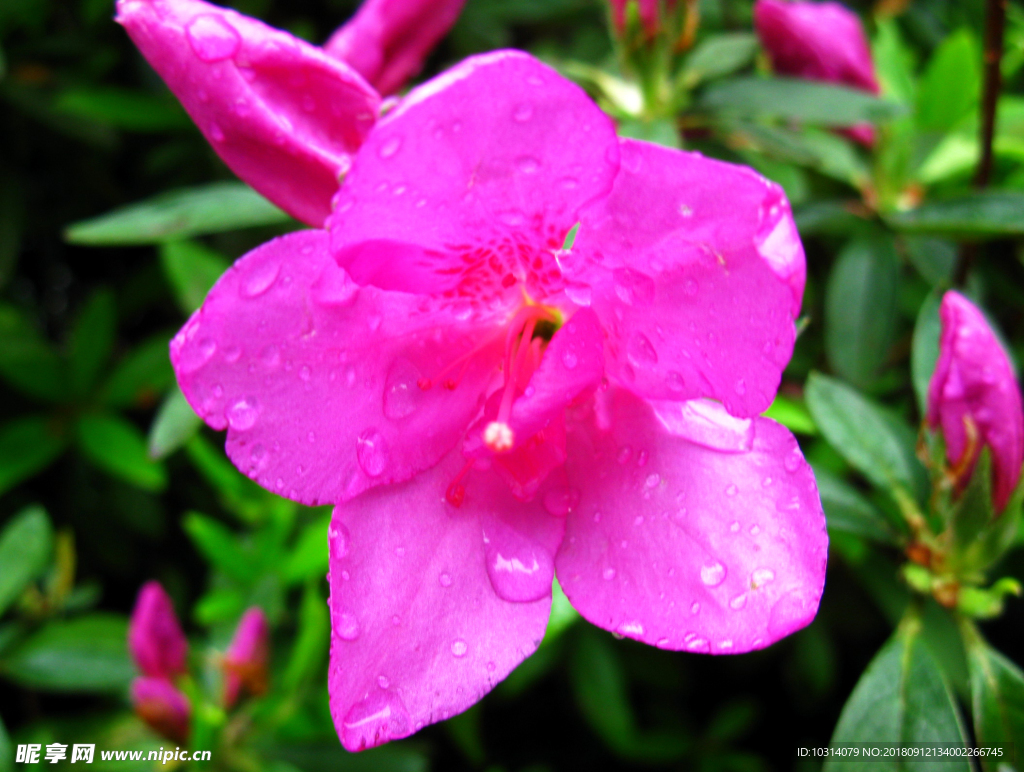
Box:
[327,447,562,751]
[328,50,619,307]
[172,230,503,505]
[324,0,467,96]
[555,387,827,654]
[116,0,379,226]
[569,138,804,416]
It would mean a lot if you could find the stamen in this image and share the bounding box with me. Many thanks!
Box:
[445,460,475,508]
[483,421,515,453]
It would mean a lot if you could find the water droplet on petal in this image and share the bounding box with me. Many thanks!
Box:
[690,601,700,614]
[209,122,225,142]
[241,259,280,297]
[725,484,737,497]
[700,561,726,587]
[749,524,761,536]
[451,639,468,657]
[729,520,740,533]
[751,568,776,587]
[685,637,710,652]
[645,473,660,489]
[617,446,633,465]
[515,156,540,173]
[627,332,658,367]
[340,691,411,750]
[562,351,578,369]
[617,621,644,637]
[483,517,553,602]
[438,573,452,588]
[784,449,802,472]
[328,522,350,561]
[336,611,360,641]
[299,365,311,382]
[356,429,388,477]
[186,14,241,62]
[513,104,533,122]
[542,487,579,517]
[729,593,748,610]
[383,358,425,420]
[377,675,390,689]
[613,268,655,305]
[226,397,259,430]
[602,567,616,581]
[378,137,401,158]
[667,371,686,393]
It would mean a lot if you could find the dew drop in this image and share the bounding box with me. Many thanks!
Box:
[627,332,659,367]
[700,561,726,587]
[451,639,468,657]
[667,371,686,393]
[562,350,578,369]
[336,611,360,641]
[383,358,425,420]
[735,379,747,396]
[226,397,259,430]
[784,449,802,472]
[725,484,737,497]
[751,568,776,587]
[685,637,710,652]
[394,546,405,558]
[612,268,655,306]
[515,156,540,173]
[690,601,700,614]
[241,259,280,297]
[356,428,389,477]
[186,14,241,62]
[602,567,616,581]
[749,524,761,536]
[209,122,225,142]
[543,487,579,516]
[378,137,401,158]
[616,446,633,465]
[645,473,660,489]
[340,691,411,750]
[377,675,390,689]
[729,593,748,610]
[328,522,350,561]
[513,104,533,122]
[564,284,592,307]
[299,365,311,382]
[438,572,452,588]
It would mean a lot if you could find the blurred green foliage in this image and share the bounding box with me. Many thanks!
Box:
[1,0,1023,770]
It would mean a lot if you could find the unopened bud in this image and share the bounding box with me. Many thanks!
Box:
[131,677,191,744]
[223,607,269,708]
[128,582,188,679]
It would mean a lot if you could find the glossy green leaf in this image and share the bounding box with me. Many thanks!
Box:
[570,630,634,754]
[806,373,923,494]
[616,118,681,148]
[147,386,201,460]
[911,289,943,417]
[917,29,979,133]
[813,466,898,544]
[282,512,331,585]
[872,18,916,105]
[887,192,1024,238]
[0,614,133,691]
[183,511,256,583]
[545,578,579,642]
[282,582,329,690]
[76,414,167,491]
[763,394,817,435]
[967,634,1024,769]
[64,182,292,245]
[681,32,758,86]
[54,87,190,132]
[701,76,905,126]
[0,304,63,402]
[99,334,174,408]
[69,289,116,397]
[903,236,957,286]
[0,416,66,497]
[826,623,970,771]
[0,505,52,617]
[160,240,231,315]
[825,236,900,388]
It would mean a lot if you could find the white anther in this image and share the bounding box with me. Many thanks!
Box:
[483,421,515,453]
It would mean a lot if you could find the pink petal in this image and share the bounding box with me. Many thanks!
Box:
[928,291,1024,511]
[324,0,466,96]
[223,607,269,707]
[556,387,827,654]
[131,677,191,743]
[328,50,619,310]
[172,230,503,505]
[129,581,188,679]
[754,0,879,94]
[116,0,379,226]
[568,139,803,417]
[327,447,562,751]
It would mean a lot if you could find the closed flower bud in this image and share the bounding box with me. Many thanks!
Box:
[928,291,1024,512]
[608,0,676,38]
[131,677,191,744]
[128,581,188,679]
[222,607,269,708]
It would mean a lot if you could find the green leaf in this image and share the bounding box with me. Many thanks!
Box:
[903,236,957,286]
[281,513,331,585]
[872,18,916,106]
[0,416,66,497]
[68,289,116,397]
[825,622,970,771]
[147,387,202,460]
[966,633,1024,770]
[616,118,681,148]
[0,614,133,691]
[183,511,256,583]
[159,240,231,315]
[76,414,167,491]
[54,87,191,133]
[0,505,52,617]
[99,334,174,408]
[681,32,758,86]
[887,192,1024,238]
[806,373,923,495]
[824,236,900,388]
[64,182,292,245]
[570,630,634,754]
[701,77,905,126]
[813,466,898,544]
[917,29,980,133]
[763,394,817,435]
[911,289,943,417]
[0,304,64,402]
[282,582,329,690]
[545,578,579,642]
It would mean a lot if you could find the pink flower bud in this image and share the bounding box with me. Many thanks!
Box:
[753,0,879,145]
[128,581,188,679]
[131,677,191,744]
[323,0,466,96]
[116,0,380,227]
[928,291,1024,512]
[222,607,269,708]
[608,0,676,37]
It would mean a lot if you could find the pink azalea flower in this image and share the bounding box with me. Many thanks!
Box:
[608,0,675,37]
[128,581,188,679]
[928,291,1024,512]
[324,0,467,97]
[131,677,192,744]
[753,0,879,145]
[222,607,270,707]
[116,0,380,226]
[171,51,826,751]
